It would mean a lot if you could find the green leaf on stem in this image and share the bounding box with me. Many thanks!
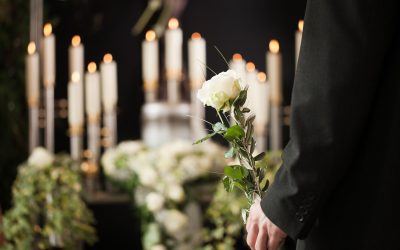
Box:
[222,176,234,192]
[213,122,227,133]
[224,147,235,159]
[224,165,248,180]
[245,114,256,128]
[193,132,217,145]
[250,138,256,155]
[224,125,245,141]
[260,177,270,192]
[254,152,266,161]
[242,107,251,113]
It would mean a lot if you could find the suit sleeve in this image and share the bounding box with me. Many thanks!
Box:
[261,0,398,239]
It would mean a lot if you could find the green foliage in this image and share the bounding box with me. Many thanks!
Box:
[0,155,97,250]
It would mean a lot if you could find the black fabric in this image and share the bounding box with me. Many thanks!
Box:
[261,0,400,249]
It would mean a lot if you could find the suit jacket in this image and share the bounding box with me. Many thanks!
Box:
[261,0,400,249]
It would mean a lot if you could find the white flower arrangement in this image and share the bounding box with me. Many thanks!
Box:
[102,139,226,250]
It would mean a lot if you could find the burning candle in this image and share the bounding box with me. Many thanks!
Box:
[100,53,118,114]
[42,23,55,87]
[188,32,206,89]
[266,39,283,150]
[69,35,84,80]
[267,39,282,106]
[295,20,304,68]
[85,62,101,122]
[26,42,40,107]
[142,30,159,101]
[229,53,247,87]
[254,72,270,127]
[165,18,183,81]
[245,62,258,112]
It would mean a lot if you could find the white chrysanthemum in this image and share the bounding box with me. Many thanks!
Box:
[145,192,165,212]
[28,147,53,169]
[180,155,203,179]
[197,70,241,112]
[159,209,188,235]
[138,167,158,187]
[151,245,166,250]
[117,140,145,155]
[166,184,185,202]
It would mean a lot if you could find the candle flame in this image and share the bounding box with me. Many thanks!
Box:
[103,53,113,63]
[71,35,81,47]
[233,53,242,61]
[145,30,156,41]
[246,62,256,72]
[168,18,179,29]
[43,23,52,36]
[191,32,202,40]
[88,62,97,73]
[257,72,267,82]
[298,20,304,32]
[269,39,280,53]
[71,72,80,82]
[27,42,36,55]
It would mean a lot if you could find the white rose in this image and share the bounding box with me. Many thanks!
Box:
[161,209,188,235]
[166,184,185,202]
[145,192,165,212]
[197,70,241,112]
[117,141,145,155]
[151,245,166,250]
[28,147,54,169]
[138,167,158,187]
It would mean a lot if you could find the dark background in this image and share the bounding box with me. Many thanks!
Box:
[48,0,307,153]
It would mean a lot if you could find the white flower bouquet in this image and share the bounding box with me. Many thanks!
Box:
[102,140,226,250]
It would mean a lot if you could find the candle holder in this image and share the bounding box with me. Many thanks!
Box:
[28,100,40,153]
[80,160,98,195]
[255,124,268,153]
[270,104,282,151]
[45,86,54,153]
[103,110,117,148]
[166,69,182,105]
[144,80,158,103]
[141,102,170,147]
[190,90,207,140]
[69,125,83,162]
[87,119,101,163]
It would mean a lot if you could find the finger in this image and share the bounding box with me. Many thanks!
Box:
[255,224,268,250]
[246,213,252,232]
[246,224,259,250]
[267,233,285,250]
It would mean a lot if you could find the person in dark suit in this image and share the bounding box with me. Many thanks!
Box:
[246,0,400,249]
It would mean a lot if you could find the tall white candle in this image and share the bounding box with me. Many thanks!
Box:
[26,42,40,107]
[68,72,84,127]
[85,62,101,121]
[295,20,304,68]
[245,62,258,111]
[42,23,55,87]
[100,53,118,114]
[69,35,84,80]
[142,30,159,100]
[267,40,283,106]
[254,72,270,127]
[165,18,183,81]
[188,32,206,89]
[229,53,247,88]
[267,39,283,150]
